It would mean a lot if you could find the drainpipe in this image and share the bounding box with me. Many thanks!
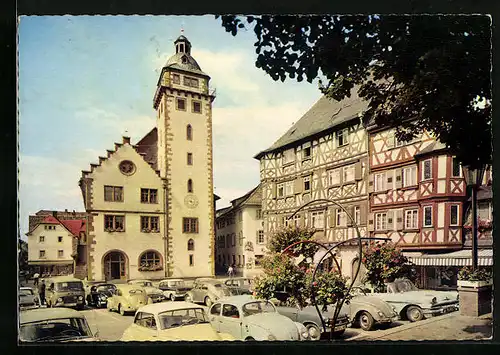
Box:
[163,181,169,278]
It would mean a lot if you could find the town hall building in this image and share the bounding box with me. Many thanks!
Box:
[79,35,216,282]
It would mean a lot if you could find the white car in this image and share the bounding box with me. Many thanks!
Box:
[128,280,166,303]
[20,287,39,309]
[157,279,192,301]
[121,302,235,341]
[208,295,311,341]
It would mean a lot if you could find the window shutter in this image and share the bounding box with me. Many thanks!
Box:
[271,183,277,199]
[355,162,363,181]
[387,171,394,190]
[329,208,336,228]
[294,178,303,194]
[359,204,367,225]
[368,174,374,193]
[396,209,404,230]
[347,206,354,227]
[387,211,394,230]
[367,212,375,232]
[395,168,403,189]
[386,132,395,148]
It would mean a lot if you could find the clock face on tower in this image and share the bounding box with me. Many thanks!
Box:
[184,194,199,209]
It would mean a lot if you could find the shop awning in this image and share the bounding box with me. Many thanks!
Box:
[28,260,74,266]
[406,249,493,267]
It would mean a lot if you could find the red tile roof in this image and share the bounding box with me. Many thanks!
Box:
[61,219,86,236]
[41,216,60,224]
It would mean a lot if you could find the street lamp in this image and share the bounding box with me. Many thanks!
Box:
[462,164,486,271]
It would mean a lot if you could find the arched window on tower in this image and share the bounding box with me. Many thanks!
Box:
[188,239,194,251]
[187,179,193,193]
[186,124,192,140]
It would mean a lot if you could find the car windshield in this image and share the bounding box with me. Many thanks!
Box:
[170,281,184,287]
[55,282,83,292]
[140,282,152,287]
[394,280,417,292]
[129,289,144,295]
[97,285,116,293]
[158,308,208,329]
[242,301,276,316]
[20,289,33,296]
[20,317,92,342]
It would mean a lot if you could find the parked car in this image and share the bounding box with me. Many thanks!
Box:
[121,302,236,341]
[86,284,117,308]
[185,279,232,307]
[346,288,399,331]
[107,285,152,316]
[158,279,192,301]
[45,276,85,310]
[19,287,39,309]
[223,277,253,295]
[19,308,97,342]
[368,278,459,322]
[208,295,311,341]
[128,280,166,303]
[275,304,351,340]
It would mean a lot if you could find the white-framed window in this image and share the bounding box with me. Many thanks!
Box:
[282,149,296,165]
[328,169,341,186]
[256,209,262,219]
[311,211,325,229]
[39,250,46,258]
[343,165,355,183]
[354,206,361,225]
[303,176,311,191]
[293,214,301,227]
[57,236,63,243]
[39,236,45,243]
[336,128,349,147]
[277,183,285,198]
[478,202,492,220]
[405,209,418,229]
[450,205,459,226]
[285,181,294,196]
[336,209,347,227]
[374,173,386,192]
[423,159,432,180]
[403,166,417,187]
[58,250,64,258]
[257,230,265,244]
[302,145,312,159]
[423,206,433,227]
[375,213,387,231]
[452,157,461,177]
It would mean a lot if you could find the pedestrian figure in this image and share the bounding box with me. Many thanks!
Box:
[38,279,46,306]
[33,272,40,287]
[228,265,234,278]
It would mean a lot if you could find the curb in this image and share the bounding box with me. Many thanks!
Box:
[347,312,457,341]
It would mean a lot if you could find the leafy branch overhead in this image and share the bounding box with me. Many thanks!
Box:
[216,15,491,168]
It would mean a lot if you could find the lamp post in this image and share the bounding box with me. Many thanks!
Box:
[462,165,486,271]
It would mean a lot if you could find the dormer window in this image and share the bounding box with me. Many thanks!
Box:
[181,55,188,64]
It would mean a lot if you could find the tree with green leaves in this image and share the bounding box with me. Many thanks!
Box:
[216,15,491,168]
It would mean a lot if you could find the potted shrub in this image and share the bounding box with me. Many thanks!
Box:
[457,266,492,317]
[457,267,492,288]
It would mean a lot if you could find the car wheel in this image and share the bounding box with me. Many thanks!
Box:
[406,306,424,322]
[170,294,176,302]
[305,323,321,341]
[119,304,125,316]
[204,296,212,307]
[358,311,375,331]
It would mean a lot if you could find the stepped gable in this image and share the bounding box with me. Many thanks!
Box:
[80,135,161,180]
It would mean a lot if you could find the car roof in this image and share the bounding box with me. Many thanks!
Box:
[116,284,146,291]
[159,279,184,283]
[20,287,34,291]
[20,308,85,324]
[213,295,257,307]
[129,279,152,283]
[45,276,82,283]
[136,302,205,315]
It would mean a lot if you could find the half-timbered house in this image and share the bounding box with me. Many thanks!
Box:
[254,91,371,281]
[366,123,492,289]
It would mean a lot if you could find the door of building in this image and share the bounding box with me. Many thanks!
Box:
[103,251,127,280]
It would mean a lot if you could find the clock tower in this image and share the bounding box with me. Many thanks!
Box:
[153,34,216,278]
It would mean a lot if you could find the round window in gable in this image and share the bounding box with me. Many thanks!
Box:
[119,160,136,175]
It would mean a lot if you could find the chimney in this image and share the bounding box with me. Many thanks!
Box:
[52,211,57,217]
[123,136,131,144]
[65,209,68,213]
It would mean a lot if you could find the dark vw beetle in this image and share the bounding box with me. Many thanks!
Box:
[86,284,117,308]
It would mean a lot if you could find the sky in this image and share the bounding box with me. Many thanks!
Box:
[18,15,321,238]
